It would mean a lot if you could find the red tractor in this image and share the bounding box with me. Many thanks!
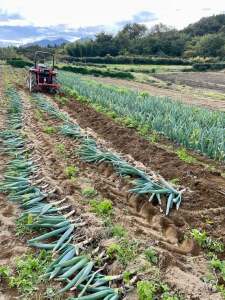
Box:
[27,51,60,93]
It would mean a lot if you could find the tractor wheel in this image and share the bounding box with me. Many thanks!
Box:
[26,73,36,92]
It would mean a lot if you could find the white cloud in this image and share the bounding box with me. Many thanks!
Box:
[0,0,223,29]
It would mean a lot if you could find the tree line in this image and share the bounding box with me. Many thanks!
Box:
[64,14,225,59]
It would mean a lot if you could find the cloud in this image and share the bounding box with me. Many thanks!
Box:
[132,11,158,23]
[0,9,23,21]
[202,8,211,11]
[116,10,158,26]
[0,24,108,45]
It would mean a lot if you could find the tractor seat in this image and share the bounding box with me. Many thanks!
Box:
[37,63,47,68]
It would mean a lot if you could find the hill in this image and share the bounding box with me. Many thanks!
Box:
[24,38,69,47]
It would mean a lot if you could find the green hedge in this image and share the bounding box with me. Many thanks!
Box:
[59,65,134,79]
[7,58,33,68]
[60,55,191,66]
[193,63,225,71]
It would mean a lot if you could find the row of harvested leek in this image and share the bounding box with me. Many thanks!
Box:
[32,94,183,215]
[0,88,119,299]
[58,72,225,161]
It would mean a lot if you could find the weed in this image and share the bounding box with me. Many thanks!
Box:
[138,124,149,137]
[191,229,224,253]
[0,266,11,278]
[144,247,158,264]
[2,251,51,294]
[43,126,56,134]
[123,271,132,284]
[176,148,197,164]
[137,280,157,300]
[55,95,68,106]
[90,199,113,216]
[148,131,159,143]
[137,280,181,300]
[111,224,127,238]
[34,109,44,121]
[81,187,97,198]
[169,178,180,185]
[106,238,138,266]
[16,214,33,236]
[121,116,139,128]
[55,143,66,156]
[64,165,79,179]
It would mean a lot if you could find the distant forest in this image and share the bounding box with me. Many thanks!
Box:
[1,14,225,61]
[64,14,225,59]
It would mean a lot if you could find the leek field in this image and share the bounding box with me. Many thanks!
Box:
[59,71,225,161]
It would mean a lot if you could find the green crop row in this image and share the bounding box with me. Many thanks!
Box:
[59,71,225,161]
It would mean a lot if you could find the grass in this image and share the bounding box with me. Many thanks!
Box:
[16,214,33,236]
[176,148,197,164]
[0,251,52,295]
[106,238,138,266]
[89,199,113,216]
[111,224,127,238]
[64,165,79,178]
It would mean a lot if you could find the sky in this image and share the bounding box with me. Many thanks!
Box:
[0,0,224,45]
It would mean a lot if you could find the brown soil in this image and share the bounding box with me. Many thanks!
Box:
[5,64,225,299]
[56,98,225,235]
[89,75,225,111]
[154,72,225,93]
[16,89,222,299]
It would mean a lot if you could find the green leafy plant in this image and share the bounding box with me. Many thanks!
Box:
[0,266,11,278]
[81,187,97,198]
[106,238,138,266]
[191,229,224,253]
[137,280,157,300]
[176,148,197,164]
[123,271,132,285]
[64,165,79,178]
[148,131,159,143]
[4,251,51,294]
[90,199,113,216]
[144,247,158,264]
[16,214,33,236]
[43,126,56,134]
[111,224,127,238]
[55,143,66,156]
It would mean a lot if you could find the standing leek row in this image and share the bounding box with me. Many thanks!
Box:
[33,94,183,215]
[59,72,225,161]
[0,88,119,299]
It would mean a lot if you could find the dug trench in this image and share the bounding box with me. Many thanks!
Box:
[14,88,224,299]
[49,93,225,238]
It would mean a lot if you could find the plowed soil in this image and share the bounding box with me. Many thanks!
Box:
[56,97,225,236]
[3,65,225,299]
